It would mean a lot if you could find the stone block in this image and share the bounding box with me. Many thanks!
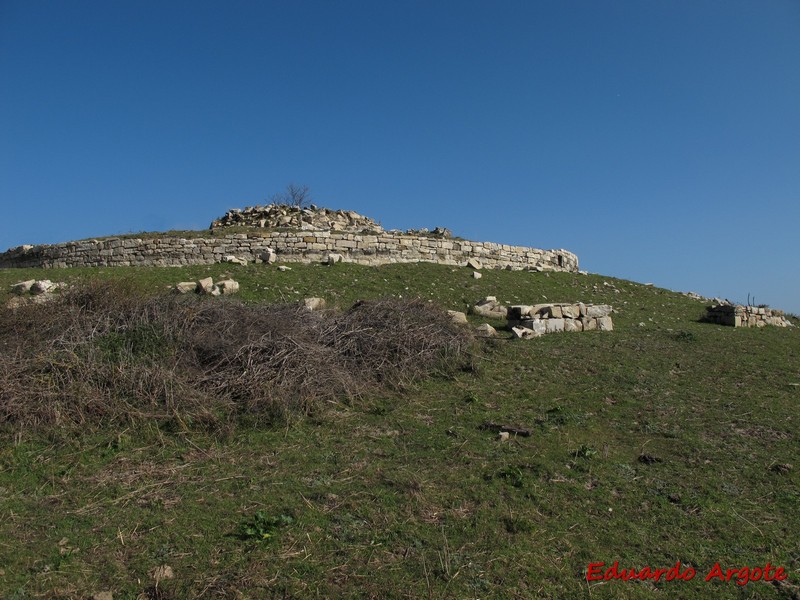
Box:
[561,304,580,319]
[520,318,547,335]
[597,316,614,331]
[564,319,583,332]
[303,297,326,311]
[586,304,613,318]
[475,323,497,336]
[174,282,196,294]
[508,305,534,320]
[581,317,597,331]
[546,318,565,333]
[548,305,563,319]
[197,277,214,294]
[447,310,468,324]
[216,279,240,295]
[511,326,540,339]
[11,280,36,295]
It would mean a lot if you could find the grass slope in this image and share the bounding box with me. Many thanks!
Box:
[0,263,798,599]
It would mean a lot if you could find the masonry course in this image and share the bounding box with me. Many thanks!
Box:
[0,230,579,272]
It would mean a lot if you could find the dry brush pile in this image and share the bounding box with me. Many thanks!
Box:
[0,281,475,432]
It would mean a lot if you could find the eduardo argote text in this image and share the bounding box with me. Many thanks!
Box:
[586,561,788,586]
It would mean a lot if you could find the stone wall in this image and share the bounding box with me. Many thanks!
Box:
[507,303,613,337]
[0,231,579,272]
[705,304,793,328]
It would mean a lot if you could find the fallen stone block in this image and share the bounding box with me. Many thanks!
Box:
[222,255,248,266]
[174,282,197,294]
[324,253,343,265]
[216,279,240,295]
[197,277,215,294]
[472,271,482,279]
[304,297,326,311]
[448,310,469,324]
[11,280,36,295]
[466,258,483,270]
[475,323,497,337]
[30,280,55,295]
[511,326,540,339]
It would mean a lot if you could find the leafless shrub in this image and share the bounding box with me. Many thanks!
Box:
[0,281,475,433]
[270,183,312,208]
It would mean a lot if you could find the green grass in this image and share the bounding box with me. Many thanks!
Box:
[1,263,798,598]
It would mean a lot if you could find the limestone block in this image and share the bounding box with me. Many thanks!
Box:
[548,305,563,319]
[586,305,613,318]
[472,271,482,279]
[546,318,565,333]
[508,305,534,320]
[520,318,547,335]
[174,282,196,294]
[511,326,540,339]
[11,280,36,295]
[447,310,469,325]
[466,258,483,270]
[531,304,551,317]
[216,279,240,295]
[581,317,597,331]
[561,304,580,319]
[31,280,55,295]
[597,316,614,331]
[475,323,497,337]
[324,253,343,265]
[303,297,326,311]
[222,255,248,266]
[474,303,507,319]
[197,277,214,294]
[564,319,583,332]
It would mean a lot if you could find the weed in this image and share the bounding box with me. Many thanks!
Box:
[239,511,294,542]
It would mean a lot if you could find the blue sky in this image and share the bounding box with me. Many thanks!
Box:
[1,1,798,312]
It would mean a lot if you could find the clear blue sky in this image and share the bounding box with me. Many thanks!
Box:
[2,1,798,312]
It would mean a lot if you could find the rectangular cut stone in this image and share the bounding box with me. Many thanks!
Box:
[522,318,547,335]
[548,305,563,318]
[530,304,550,317]
[581,317,597,331]
[561,304,580,319]
[586,305,613,318]
[563,319,583,332]
[546,318,565,333]
[597,316,614,331]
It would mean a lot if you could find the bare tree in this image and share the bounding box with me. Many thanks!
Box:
[270,183,312,208]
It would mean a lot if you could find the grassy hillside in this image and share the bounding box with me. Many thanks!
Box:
[1,263,798,599]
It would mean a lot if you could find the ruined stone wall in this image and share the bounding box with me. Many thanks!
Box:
[0,231,579,272]
[705,304,793,328]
